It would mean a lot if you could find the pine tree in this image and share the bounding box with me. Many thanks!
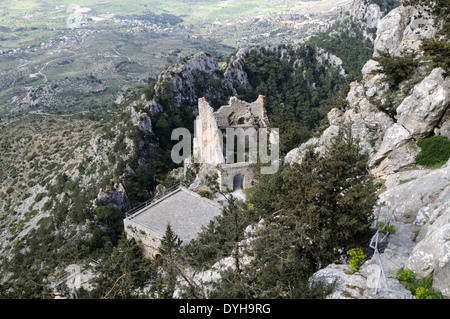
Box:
[85,236,155,299]
[151,224,183,299]
[159,223,182,258]
[249,124,378,298]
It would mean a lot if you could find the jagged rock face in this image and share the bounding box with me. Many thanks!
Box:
[347,0,399,43]
[383,160,450,298]
[287,3,449,179]
[293,4,450,298]
[373,5,436,56]
[147,45,346,116]
[128,105,153,134]
[396,68,450,140]
[351,0,385,29]
[223,48,252,96]
[150,52,230,112]
[408,208,450,297]
[379,161,450,224]
[314,47,347,77]
[170,52,222,107]
[370,123,412,166]
[94,183,131,211]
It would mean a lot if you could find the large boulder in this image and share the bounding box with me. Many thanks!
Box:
[371,143,419,178]
[406,208,450,298]
[379,160,450,223]
[94,183,131,211]
[374,5,436,57]
[396,68,450,140]
[128,105,153,134]
[369,123,412,167]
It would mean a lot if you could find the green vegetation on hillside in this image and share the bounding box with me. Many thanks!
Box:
[415,135,450,168]
[240,45,343,123]
[235,45,345,154]
[0,0,410,299]
[0,105,175,298]
[306,20,374,75]
[371,50,419,90]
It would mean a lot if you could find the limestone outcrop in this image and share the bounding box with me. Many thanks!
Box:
[128,105,153,134]
[142,42,347,121]
[223,45,346,92]
[396,68,450,140]
[374,5,436,57]
[350,0,396,42]
[148,52,231,112]
[93,183,131,211]
[290,3,450,298]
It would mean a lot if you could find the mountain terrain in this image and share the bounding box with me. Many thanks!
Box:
[289,1,450,298]
[0,0,449,300]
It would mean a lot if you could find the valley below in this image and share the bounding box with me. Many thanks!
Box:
[0,0,351,119]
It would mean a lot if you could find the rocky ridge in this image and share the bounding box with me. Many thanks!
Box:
[286,3,450,298]
[137,44,346,116]
[341,0,399,43]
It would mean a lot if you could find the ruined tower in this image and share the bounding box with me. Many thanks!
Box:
[191,95,268,191]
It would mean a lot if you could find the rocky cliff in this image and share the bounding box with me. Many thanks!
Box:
[286,3,450,298]
[138,44,346,116]
[348,0,400,42]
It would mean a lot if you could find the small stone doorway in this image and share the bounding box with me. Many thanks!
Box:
[233,174,244,191]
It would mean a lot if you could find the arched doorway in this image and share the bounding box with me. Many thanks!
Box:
[233,174,243,191]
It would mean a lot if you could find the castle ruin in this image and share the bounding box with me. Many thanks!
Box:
[191,95,269,192]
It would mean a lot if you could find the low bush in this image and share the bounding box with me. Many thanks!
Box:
[371,50,419,90]
[347,248,366,274]
[415,135,450,167]
[396,268,443,299]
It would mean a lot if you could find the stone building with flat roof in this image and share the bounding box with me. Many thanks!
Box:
[124,186,222,258]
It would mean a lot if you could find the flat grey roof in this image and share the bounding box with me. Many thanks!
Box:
[125,186,223,245]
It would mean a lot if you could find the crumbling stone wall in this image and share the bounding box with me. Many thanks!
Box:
[191,95,268,191]
[214,95,267,127]
[193,98,225,167]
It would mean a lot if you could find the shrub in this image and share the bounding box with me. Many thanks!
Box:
[415,135,450,167]
[421,38,450,76]
[396,268,443,299]
[371,50,419,90]
[143,83,156,100]
[347,248,366,274]
[396,267,416,283]
[415,287,433,299]
[378,221,395,234]
[34,193,45,203]
[26,153,38,162]
[198,190,212,199]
